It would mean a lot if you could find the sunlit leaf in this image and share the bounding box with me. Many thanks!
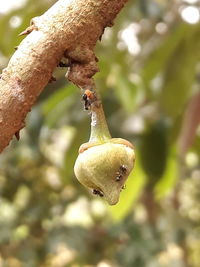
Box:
[154,147,178,199]
[142,23,189,87]
[42,84,76,115]
[160,25,200,117]
[62,118,90,182]
[42,84,77,127]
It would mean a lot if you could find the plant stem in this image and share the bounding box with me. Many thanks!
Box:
[89,90,111,143]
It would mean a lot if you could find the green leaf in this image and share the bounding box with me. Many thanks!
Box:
[142,23,189,86]
[62,118,89,182]
[42,84,76,115]
[0,0,51,56]
[140,119,168,186]
[42,84,77,127]
[160,25,200,117]
[154,147,178,199]
[109,65,142,113]
[115,76,140,113]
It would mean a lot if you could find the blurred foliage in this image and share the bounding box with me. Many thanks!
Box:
[1,0,200,266]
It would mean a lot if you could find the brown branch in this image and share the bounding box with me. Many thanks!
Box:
[0,0,128,153]
[178,91,200,156]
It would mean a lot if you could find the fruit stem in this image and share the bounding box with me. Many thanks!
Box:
[89,88,111,143]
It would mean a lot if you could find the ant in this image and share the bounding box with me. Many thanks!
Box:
[120,165,127,173]
[116,165,127,182]
[82,89,96,110]
[58,61,70,68]
[116,174,122,182]
[93,189,104,197]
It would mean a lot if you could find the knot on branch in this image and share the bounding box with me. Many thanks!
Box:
[66,60,99,88]
[65,46,99,88]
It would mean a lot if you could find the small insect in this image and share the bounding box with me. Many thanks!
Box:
[115,165,127,182]
[116,174,122,182]
[82,89,96,110]
[120,165,127,174]
[58,61,70,68]
[93,189,104,197]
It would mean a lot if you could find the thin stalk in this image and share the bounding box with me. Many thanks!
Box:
[89,89,111,142]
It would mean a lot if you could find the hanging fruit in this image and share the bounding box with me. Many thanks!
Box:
[74,88,135,205]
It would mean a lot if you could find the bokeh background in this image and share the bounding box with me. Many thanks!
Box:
[1,0,200,266]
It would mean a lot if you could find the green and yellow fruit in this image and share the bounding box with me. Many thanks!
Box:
[74,138,135,205]
[74,91,135,205]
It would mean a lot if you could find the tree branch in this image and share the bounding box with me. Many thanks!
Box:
[0,0,128,152]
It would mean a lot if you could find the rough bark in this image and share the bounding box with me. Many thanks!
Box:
[0,0,128,152]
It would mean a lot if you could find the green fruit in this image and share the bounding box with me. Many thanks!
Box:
[74,138,135,205]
